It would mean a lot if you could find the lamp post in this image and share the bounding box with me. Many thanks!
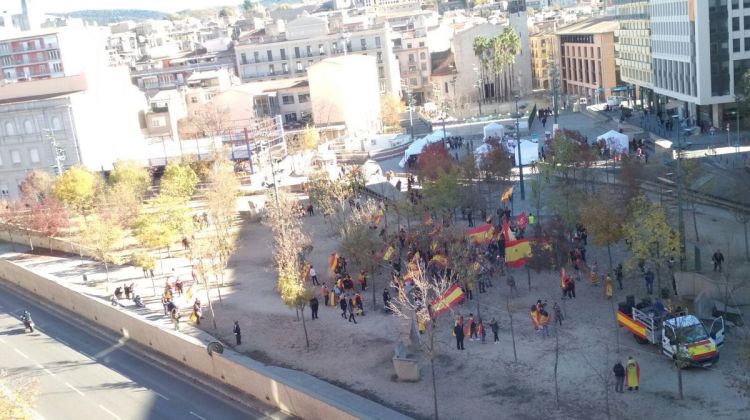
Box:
[514,95,525,200]
[673,115,686,271]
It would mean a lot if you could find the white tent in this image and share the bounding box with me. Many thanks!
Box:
[596,130,629,154]
[398,131,452,168]
[509,139,539,166]
[483,122,505,139]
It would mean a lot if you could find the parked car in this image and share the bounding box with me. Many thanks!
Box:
[607,96,624,107]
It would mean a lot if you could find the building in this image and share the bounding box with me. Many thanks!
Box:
[392,23,431,103]
[556,17,618,103]
[234,13,401,96]
[0,28,147,199]
[430,49,457,108]
[614,0,652,104]
[530,31,556,90]
[308,55,381,137]
[130,49,237,94]
[144,89,187,140]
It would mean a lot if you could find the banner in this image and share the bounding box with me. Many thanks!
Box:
[431,284,465,317]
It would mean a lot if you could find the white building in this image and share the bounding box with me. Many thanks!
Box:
[308,55,381,137]
[235,13,401,96]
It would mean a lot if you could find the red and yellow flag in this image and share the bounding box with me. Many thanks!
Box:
[501,186,514,202]
[560,267,567,289]
[505,239,532,268]
[430,254,448,269]
[382,245,395,261]
[371,208,384,226]
[328,252,338,271]
[467,223,494,245]
[431,284,465,317]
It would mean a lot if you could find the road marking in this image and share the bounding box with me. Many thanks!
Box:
[152,390,169,400]
[14,348,30,360]
[98,404,121,420]
[64,382,84,396]
[189,411,207,420]
[43,368,55,376]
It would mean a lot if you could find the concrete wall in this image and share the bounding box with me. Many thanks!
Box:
[0,224,94,258]
[676,271,750,306]
[0,257,410,420]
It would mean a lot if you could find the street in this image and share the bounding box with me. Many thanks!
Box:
[0,281,284,420]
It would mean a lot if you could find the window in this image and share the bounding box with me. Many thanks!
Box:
[282,95,295,105]
[5,122,14,136]
[11,150,21,164]
[746,16,750,30]
[23,119,34,134]
[241,53,248,64]
[254,51,260,62]
[319,44,325,55]
[421,63,427,71]
[377,52,382,62]
[294,47,300,59]
[52,63,62,73]
[733,17,740,31]
[420,52,426,60]
[735,38,741,52]
[419,42,425,47]
[444,82,448,93]
[360,38,367,50]
[29,148,39,163]
[408,53,415,63]
[51,117,62,131]
[733,0,740,9]
[266,50,273,61]
[306,45,312,57]
[745,37,750,51]
[308,60,314,67]
[298,93,310,103]
[280,49,286,60]
[408,65,417,72]
[375,37,381,47]
[269,64,275,75]
[296,61,302,71]
[333,42,338,53]
[1,56,10,66]
[407,43,412,49]
[282,63,288,73]
[151,116,166,127]
[284,113,297,123]
[410,77,417,86]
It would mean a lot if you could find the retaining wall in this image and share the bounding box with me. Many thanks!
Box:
[0,257,411,420]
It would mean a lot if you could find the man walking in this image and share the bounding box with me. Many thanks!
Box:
[233,321,241,345]
[340,295,348,319]
[347,297,357,324]
[454,322,465,350]
[615,263,624,290]
[310,296,319,320]
[489,318,499,343]
[310,265,319,285]
[645,268,655,295]
[613,361,625,393]
[712,249,724,272]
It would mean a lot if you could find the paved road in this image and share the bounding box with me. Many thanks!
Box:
[0,282,283,420]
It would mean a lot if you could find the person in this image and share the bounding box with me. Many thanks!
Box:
[310,265,319,285]
[306,203,314,216]
[454,321,465,350]
[358,270,367,291]
[539,310,550,338]
[626,356,640,391]
[645,268,655,295]
[133,295,144,308]
[310,296,319,320]
[566,275,576,299]
[478,319,486,343]
[468,314,477,341]
[175,277,183,296]
[340,295,348,319]
[383,288,391,312]
[124,283,133,300]
[192,299,202,325]
[233,321,242,345]
[171,308,180,331]
[21,310,33,332]
[507,275,518,297]
[615,263,624,290]
[553,302,563,326]
[489,318,499,343]
[114,287,123,300]
[321,284,330,306]
[604,274,614,299]
[354,293,364,316]
[347,297,357,324]
[528,213,535,225]
[161,294,170,315]
[712,249,724,272]
[613,361,626,393]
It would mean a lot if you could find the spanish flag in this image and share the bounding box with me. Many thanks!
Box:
[382,245,395,261]
[430,284,465,317]
[301,263,311,281]
[505,239,532,268]
[467,224,494,245]
[328,252,338,271]
[430,254,448,269]
[501,185,514,202]
[560,268,567,289]
[372,208,384,226]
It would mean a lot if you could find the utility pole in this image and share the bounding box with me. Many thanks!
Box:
[673,115,686,270]
[549,60,560,125]
[44,128,65,175]
[514,95,525,200]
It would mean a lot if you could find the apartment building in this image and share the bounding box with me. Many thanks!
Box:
[614,0,652,104]
[234,14,401,96]
[130,49,236,93]
[393,26,431,103]
[530,31,557,90]
[557,18,618,103]
[0,28,147,199]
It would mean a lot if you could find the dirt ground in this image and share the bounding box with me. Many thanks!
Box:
[198,187,750,420]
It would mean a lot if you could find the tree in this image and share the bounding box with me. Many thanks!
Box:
[622,196,680,291]
[160,162,199,200]
[79,215,124,283]
[52,166,99,216]
[736,68,750,127]
[109,160,151,199]
[130,252,157,295]
[581,192,625,270]
[19,170,53,204]
[133,195,192,257]
[380,94,402,132]
[306,170,350,228]
[27,196,69,246]
[301,125,320,151]
[422,170,461,221]
[340,200,384,309]
[417,142,454,181]
[264,190,313,349]
[547,183,583,229]
[490,27,521,100]
[472,36,491,102]
[480,146,513,182]
[389,264,455,420]
[529,178,546,226]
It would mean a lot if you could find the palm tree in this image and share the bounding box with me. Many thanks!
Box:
[473,36,491,103]
[490,27,521,101]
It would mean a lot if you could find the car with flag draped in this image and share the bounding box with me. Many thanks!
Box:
[617,298,725,367]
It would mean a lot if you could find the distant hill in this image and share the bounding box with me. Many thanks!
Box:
[51,9,167,25]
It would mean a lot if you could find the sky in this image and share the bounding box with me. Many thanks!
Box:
[33,0,243,13]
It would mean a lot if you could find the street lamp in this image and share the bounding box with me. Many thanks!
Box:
[513,94,525,200]
[673,114,686,270]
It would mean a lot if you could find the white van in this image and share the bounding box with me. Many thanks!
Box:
[607,96,624,107]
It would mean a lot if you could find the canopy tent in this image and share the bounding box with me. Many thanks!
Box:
[483,122,505,139]
[596,129,629,154]
[509,139,539,166]
[398,130,452,168]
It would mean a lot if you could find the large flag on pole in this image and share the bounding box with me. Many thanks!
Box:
[328,252,339,271]
[501,186,514,202]
[505,239,532,268]
[431,284,466,317]
[467,224,495,245]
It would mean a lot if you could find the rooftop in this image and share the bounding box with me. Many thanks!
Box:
[556,17,618,35]
[431,50,456,77]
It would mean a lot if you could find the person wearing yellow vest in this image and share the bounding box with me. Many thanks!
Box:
[604,274,614,299]
[626,356,640,391]
[528,213,535,225]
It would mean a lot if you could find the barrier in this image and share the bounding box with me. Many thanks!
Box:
[0,257,411,420]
